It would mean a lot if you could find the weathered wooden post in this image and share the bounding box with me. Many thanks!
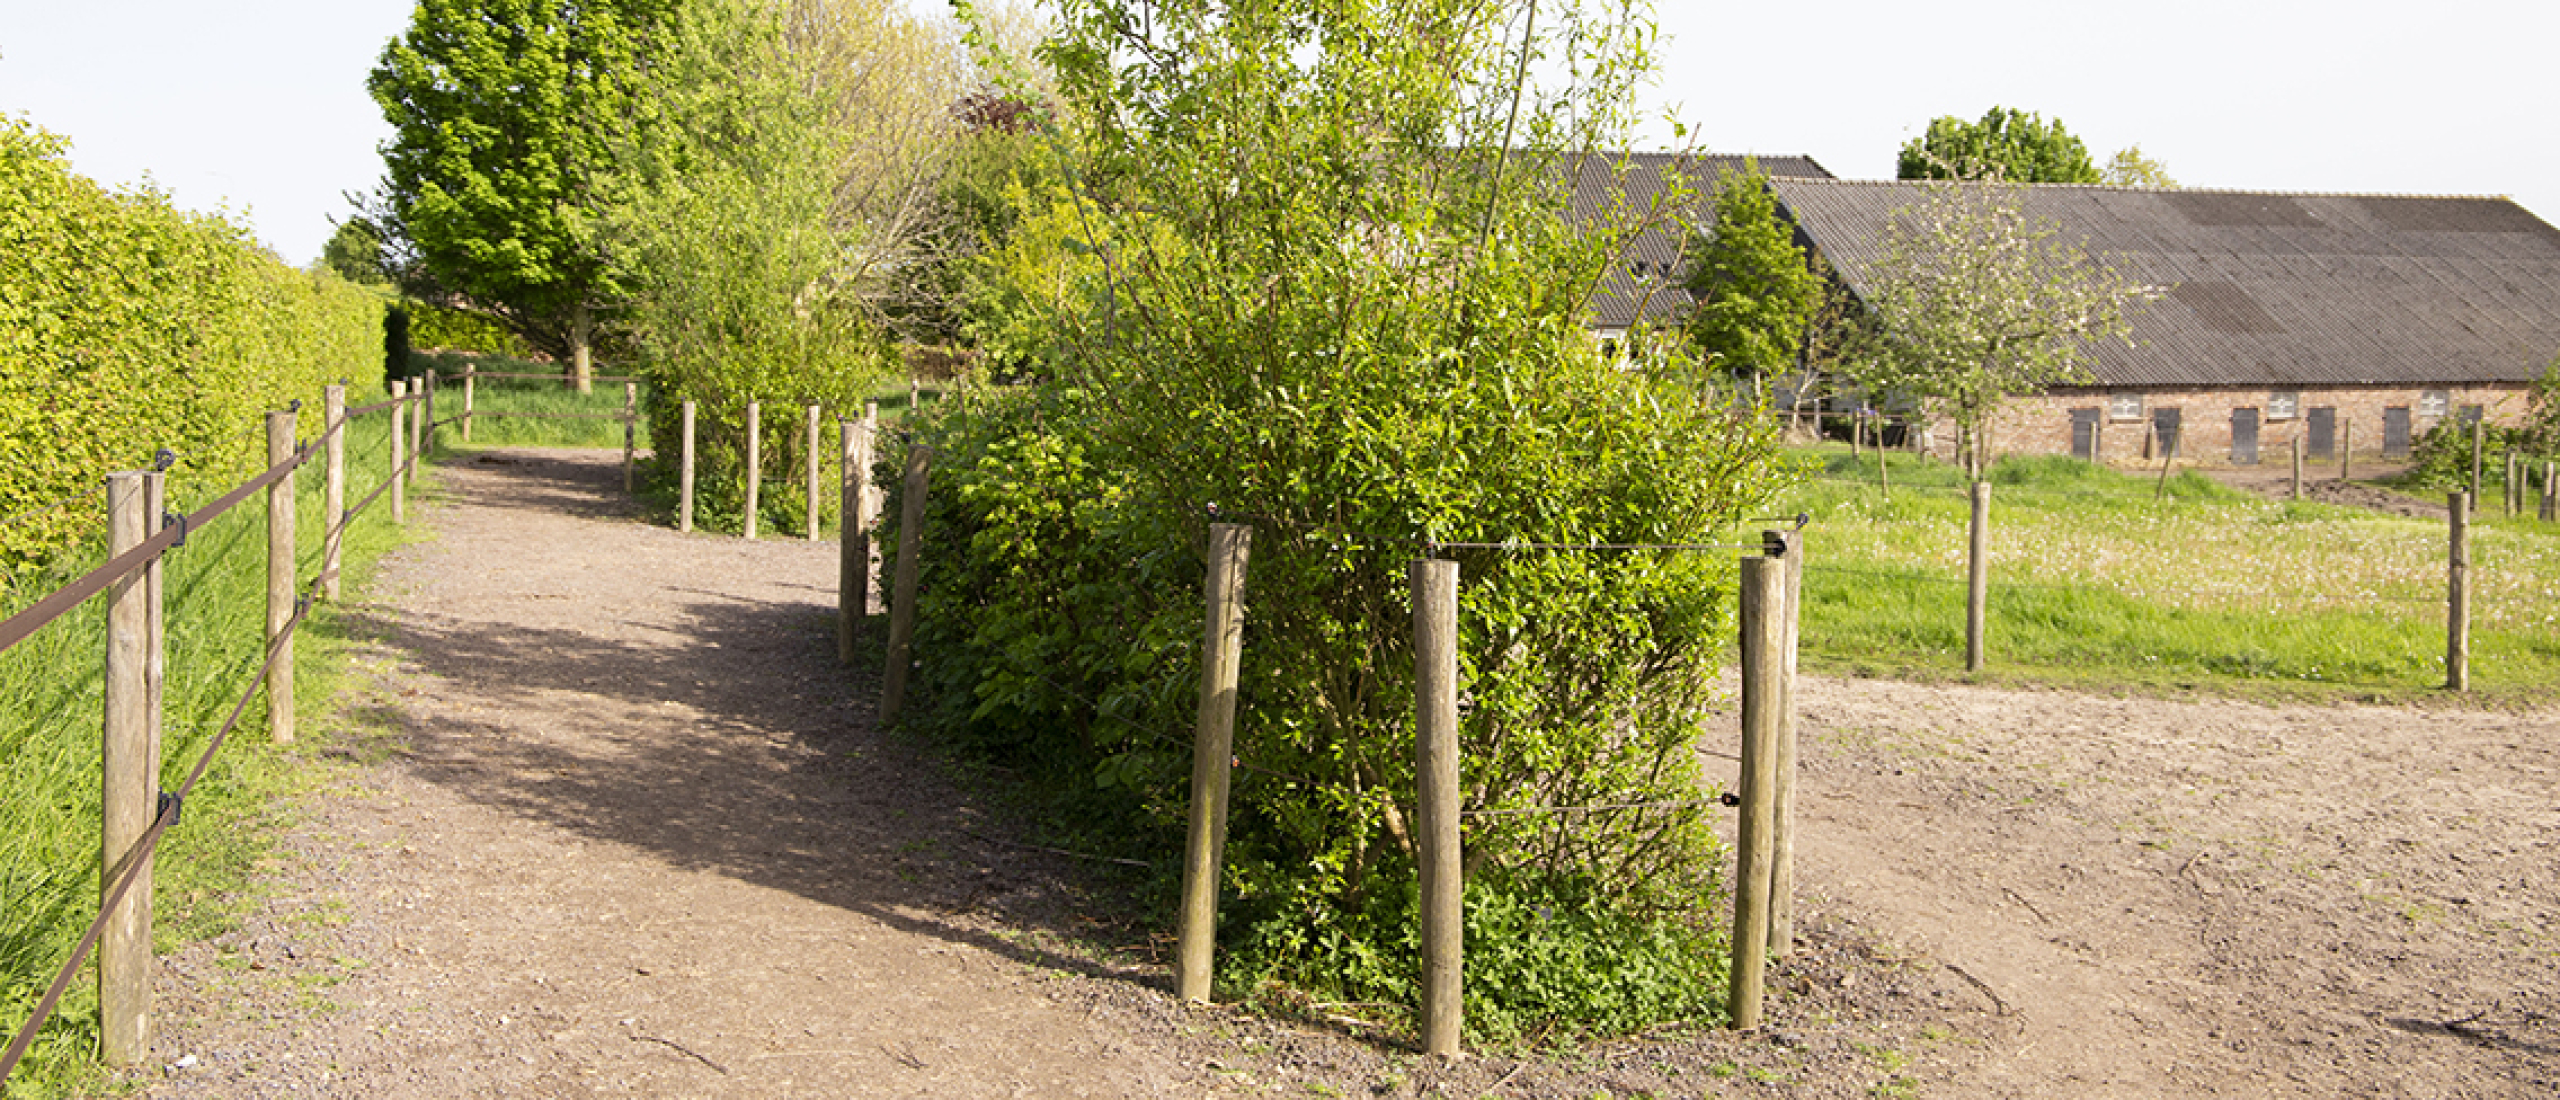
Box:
[101,471,158,1065]
[879,444,933,724]
[389,380,407,525]
[622,382,638,494]
[1412,556,1463,1055]
[862,402,881,607]
[420,370,435,457]
[1967,481,1990,673]
[407,377,425,489]
[461,363,476,442]
[2340,419,2353,482]
[836,416,872,663]
[323,384,346,601]
[1766,528,1802,958]
[1177,524,1253,1003]
[2509,452,2523,516]
[1730,552,1785,1031]
[805,404,822,541]
[2290,434,2303,502]
[909,377,921,413]
[744,401,762,540]
[678,401,697,533]
[2470,416,2486,503]
[2544,461,2557,522]
[2446,492,2470,692]
[267,408,297,744]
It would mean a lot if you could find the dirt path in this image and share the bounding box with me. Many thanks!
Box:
[133,447,2558,1098]
[1712,677,2560,1097]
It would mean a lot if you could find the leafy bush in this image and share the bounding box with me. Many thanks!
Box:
[0,117,383,578]
[402,300,528,358]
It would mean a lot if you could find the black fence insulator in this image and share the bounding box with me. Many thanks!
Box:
[162,511,187,547]
[153,449,177,472]
[157,791,182,828]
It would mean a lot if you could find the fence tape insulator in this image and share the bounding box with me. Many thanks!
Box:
[163,511,186,547]
[158,791,182,827]
[288,398,302,413]
[153,448,176,472]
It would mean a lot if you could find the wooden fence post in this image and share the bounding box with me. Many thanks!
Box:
[744,401,762,540]
[863,402,881,609]
[419,371,434,458]
[805,405,822,540]
[407,377,425,490]
[836,417,872,664]
[879,444,933,723]
[623,382,638,494]
[2446,492,2470,692]
[462,363,476,442]
[389,380,407,525]
[1966,481,1990,673]
[1878,444,1890,496]
[2508,452,2522,516]
[909,378,920,413]
[2154,442,2176,500]
[1766,529,1802,959]
[2470,416,2486,502]
[678,401,697,533]
[100,471,158,1065]
[1412,557,1463,1055]
[2341,419,2353,482]
[323,384,346,601]
[268,409,297,744]
[1730,553,1784,1031]
[2290,434,2303,502]
[1178,523,1253,1003]
[2544,461,2557,523]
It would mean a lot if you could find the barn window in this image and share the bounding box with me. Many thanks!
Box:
[2267,391,2300,421]
[2108,393,2144,422]
[2419,389,2450,418]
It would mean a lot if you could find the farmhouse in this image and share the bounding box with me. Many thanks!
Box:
[1574,152,1832,356]
[1767,177,2560,465]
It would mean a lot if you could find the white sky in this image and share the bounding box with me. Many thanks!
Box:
[2,1,2556,266]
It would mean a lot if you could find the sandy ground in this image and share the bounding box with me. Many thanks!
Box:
[129,448,2557,1098]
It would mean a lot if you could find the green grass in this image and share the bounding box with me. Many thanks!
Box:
[414,351,652,450]
[1780,448,2560,703]
[0,399,424,1097]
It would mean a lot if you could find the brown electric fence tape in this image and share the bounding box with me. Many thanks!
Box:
[434,370,638,384]
[0,584,315,1083]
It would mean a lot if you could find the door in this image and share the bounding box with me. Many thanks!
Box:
[2231,407,2260,465]
[2070,408,2100,461]
[2152,407,2183,459]
[2307,407,2336,458]
[2383,406,2412,458]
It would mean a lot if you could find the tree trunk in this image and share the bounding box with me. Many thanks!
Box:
[570,301,594,394]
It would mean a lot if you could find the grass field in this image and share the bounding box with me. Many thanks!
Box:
[1776,449,2560,702]
[0,400,421,1097]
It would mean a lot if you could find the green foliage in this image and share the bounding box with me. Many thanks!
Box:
[609,0,901,536]
[403,300,532,358]
[1683,161,1823,381]
[0,117,384,579]
[367,0,674,369]
[319,218,391,285]
[907,0,1787,1039]
[1897,107,2101,184]
[383,302,414,384]
[2526,353,2560,455]
[2100,145,2177,189]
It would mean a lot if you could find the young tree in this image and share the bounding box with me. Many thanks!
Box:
[1683,159,1823,398]
[2102,145,2177,188]
[1898,106,2101,184]
[1846,177,2156,475]
[367,0,676,391]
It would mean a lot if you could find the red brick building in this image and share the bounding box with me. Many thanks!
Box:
[1767,179,2560,467]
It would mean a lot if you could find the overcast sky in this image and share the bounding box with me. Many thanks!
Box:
[3,0,2555,267]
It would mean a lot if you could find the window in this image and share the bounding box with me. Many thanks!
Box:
[2267,391,2300,421]
[2419,389,2450,418]
[2108,393,2144,422]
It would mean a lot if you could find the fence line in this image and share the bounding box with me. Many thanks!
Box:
[0,385,423,1083]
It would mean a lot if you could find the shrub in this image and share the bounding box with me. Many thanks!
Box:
[0,117,383,579]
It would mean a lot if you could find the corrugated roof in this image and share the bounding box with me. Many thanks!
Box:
[1766,178,2560,387]
[1575,153,1834,330]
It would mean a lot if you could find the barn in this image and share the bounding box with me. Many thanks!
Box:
[1765,177,2560,465]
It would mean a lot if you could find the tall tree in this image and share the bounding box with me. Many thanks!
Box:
[367,0,675,391]
[1845,177,2155,475]
[1898,106,2101,184]
[1683,159,1823,389]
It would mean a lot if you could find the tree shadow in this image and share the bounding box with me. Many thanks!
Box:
[361,448,1167,993]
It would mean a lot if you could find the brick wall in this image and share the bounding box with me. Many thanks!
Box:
[1905,383,2536,468]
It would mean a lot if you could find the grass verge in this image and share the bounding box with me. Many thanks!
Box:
[0,401,427,1098]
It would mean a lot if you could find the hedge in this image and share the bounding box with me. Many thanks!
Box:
[0,118,384,579]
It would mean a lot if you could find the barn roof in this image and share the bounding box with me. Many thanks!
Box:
[1766,177,2560,388]
[1574,153,1834,331]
